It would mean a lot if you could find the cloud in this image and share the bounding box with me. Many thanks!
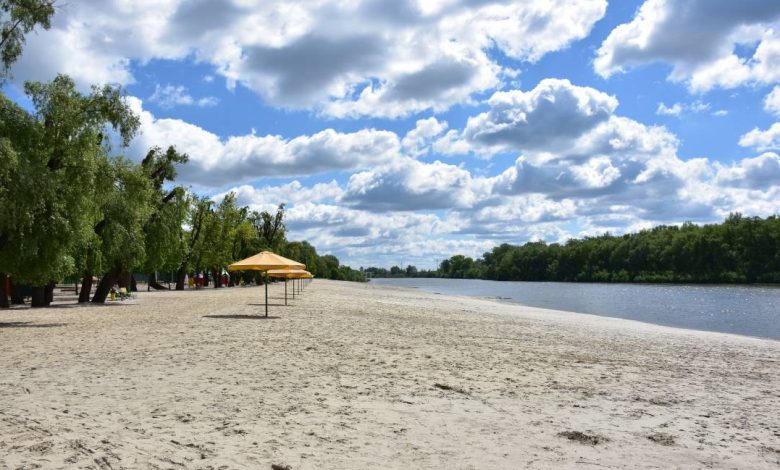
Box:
[715,152,780,189]
[343,158,486,211]
[401,117,449,157]
[213,180,344,211]
[656,102,683,116]
[739,122,780,151]
[454,79,618,155]
[10,0,184,87]
[282,201,496,267]
[595,0,780,91]
[10,0,607,118]
[149,84,218,108]
[765,86,780,115]
[656,100,710,117]
[126,97,401,187]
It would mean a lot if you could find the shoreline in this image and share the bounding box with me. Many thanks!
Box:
[370,278,780,343]
[373,282,780,346]
[2,279,779,468]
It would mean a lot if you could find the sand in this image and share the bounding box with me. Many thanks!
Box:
[1,279,779,469]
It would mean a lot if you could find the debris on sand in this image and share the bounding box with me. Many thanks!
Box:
[647,432,675,446]
[271,464,292,470]
[434,383,469,395]
[557,431,609,445]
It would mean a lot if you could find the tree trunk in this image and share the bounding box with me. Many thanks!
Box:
[0,273,9,309]
[45,282,55,304]
[148,272,168,290]
[79,273,93,303]
[92,268,120,303]
[175,266,186,290]
[130,274,137,292]
[10,280,25,305]
[31,286,48,307]
[117,271,131,290]
[211,268,221,288]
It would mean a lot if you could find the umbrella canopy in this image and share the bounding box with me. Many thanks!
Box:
[228,251,304,271]
[227,251,305,316]
[266,269,310,278]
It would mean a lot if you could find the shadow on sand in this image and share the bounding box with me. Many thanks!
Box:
[203,315,281,320]
[246,303,288,307]
[0,321,67,328]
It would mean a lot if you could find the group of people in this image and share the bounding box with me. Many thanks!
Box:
[183,272,231,289]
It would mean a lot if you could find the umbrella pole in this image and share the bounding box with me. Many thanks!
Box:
[285,279,287,306]
[265,272,268,317]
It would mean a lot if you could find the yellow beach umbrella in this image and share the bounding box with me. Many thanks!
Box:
[228,252,305,316]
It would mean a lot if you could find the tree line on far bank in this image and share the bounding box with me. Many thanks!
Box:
[366,214,780,284]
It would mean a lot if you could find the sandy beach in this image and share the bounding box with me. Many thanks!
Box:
[1,280,779,469]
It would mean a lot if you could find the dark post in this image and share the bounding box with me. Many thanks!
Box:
[264,272,268,317]
[284,279,287,306]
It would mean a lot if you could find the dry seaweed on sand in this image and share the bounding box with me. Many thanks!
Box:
[557,431,609,445]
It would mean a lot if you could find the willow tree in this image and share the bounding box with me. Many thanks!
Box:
[175,196,211,290]
[0,0,55,307]
[71,155,154,303]
[0,93,42,307]
[250,203,287,252]
[0,0,55,80]
[193,192,253,288]
[0,75,138,307]
[139,145,189,290]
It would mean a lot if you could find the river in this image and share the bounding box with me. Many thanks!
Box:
[370,278,780,341]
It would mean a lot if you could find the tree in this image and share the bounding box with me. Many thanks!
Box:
[251,204,286,251]
[175,196,210,290]
[0,75,139,307]
[0,0,55,80]
[85,158,154,303]
[0,92,38,307]
[194,193,247,288]
[139,146,189,290]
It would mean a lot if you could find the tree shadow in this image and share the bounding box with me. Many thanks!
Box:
[203,315,281,320]
[0,321,67,328]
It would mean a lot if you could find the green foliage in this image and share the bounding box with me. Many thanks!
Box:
[250,204,287,252]
[0,75,140,286]
[431,214,780,284]
[77,157,154,275]
[0,0,54,80]
[193,192,248,274]
[139,146,189,273]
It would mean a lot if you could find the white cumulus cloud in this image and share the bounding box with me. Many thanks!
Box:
[595,0,780,91]
[10,0,607,118]
[739,123,780,151]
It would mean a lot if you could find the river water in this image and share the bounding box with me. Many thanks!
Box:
[370,278,780,341]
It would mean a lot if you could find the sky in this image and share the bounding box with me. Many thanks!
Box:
[5,0,780,269]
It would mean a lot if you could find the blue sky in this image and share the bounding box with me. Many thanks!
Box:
[6,0,780,268]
